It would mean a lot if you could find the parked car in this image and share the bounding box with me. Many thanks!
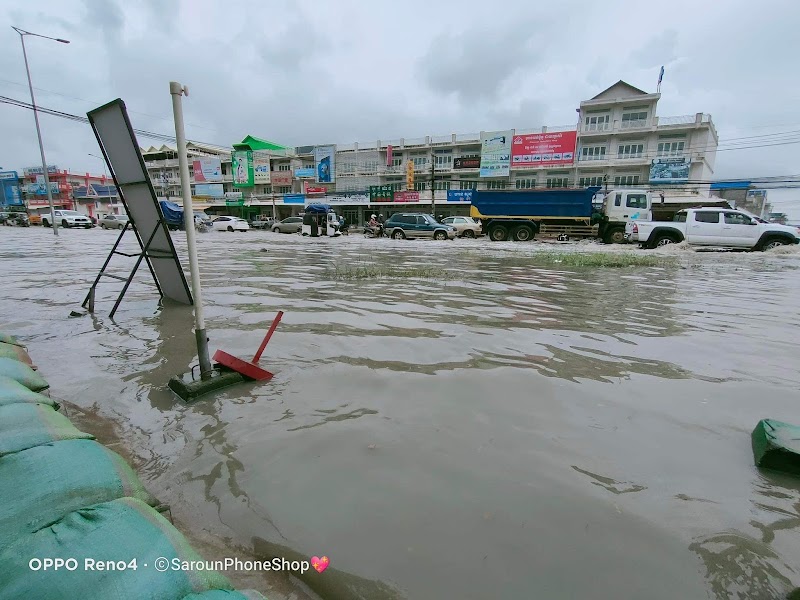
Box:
[250,216,276,229]
[211,216,250,232]
[384,213,457,240]
[99,214,130,229]
[271,216,303,234]
[7,213,30,227]
[42,210,93,229]
[441,216,482,238]
[626,208,800,250]
[0,212,8,225]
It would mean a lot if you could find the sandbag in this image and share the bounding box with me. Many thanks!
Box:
[0,497,233,600]
[183,591,267,600]
[0,439,158,548]
[0,332,24,347]
[0,357,49,391]
[0,403,93,457]
[0,341,34,366]
[0,375,58,409]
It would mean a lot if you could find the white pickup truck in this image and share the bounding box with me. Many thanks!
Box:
[626,208,800,250]
[41,210,94,229]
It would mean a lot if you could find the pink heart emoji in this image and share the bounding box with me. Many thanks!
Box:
[311,555,330,573]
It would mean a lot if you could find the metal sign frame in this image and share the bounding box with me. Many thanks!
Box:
[83,98,192,317]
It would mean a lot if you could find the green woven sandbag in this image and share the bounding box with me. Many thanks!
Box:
[0,357,49,391]
[0,403,93,457]
[0,375,58,409]
[0,342,34,365]
[0,439,158,548]
[0,332,24,347]
[0,497,234,600]
[183,591,268,600]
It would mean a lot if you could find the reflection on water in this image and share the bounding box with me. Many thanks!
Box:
[2,228,800,599]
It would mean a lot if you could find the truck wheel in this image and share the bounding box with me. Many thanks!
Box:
[489,225,508,241]
[42,219,50,227]
[512,225,534,241]
[604,227,625,244]
[651,234,676,248]
[760,238,787,251]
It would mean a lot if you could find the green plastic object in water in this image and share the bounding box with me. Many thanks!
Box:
[0,439,158,548]
[751,419,800,476]
[0,357,49,391]
[0,403,93,457]
[0,497,234,600]
[0,332,24,347]
[0,375,59,409]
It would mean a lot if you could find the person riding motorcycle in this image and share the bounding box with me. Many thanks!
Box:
[367,214,383,237]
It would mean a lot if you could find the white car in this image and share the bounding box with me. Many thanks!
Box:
[211,216,250,232]
[42,210,93,229]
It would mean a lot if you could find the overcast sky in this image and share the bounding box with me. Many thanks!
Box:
[2,0,799,215]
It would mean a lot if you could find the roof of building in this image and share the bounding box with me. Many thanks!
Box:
[590,80,650,100]
[73,184,118,198]
[235,135,290,151]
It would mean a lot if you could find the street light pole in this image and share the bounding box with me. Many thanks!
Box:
[12,26,70,236]
[88,153,108,180]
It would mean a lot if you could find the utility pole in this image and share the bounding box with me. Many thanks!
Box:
[430,156,435,217]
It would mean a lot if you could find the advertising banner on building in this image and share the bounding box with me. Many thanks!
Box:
[394,191,420,203]
[314,145,336,183]
[232,150,254,187]
[294,167,315,178]
[454,157,480,170]
[29,176,60,195]
[0,171,18,180]
[386,145,393,167]
[447,190,474,202]
[23,165,58,176]
[195,183,225,197]
[369,185,394,202]
[0,175,22,206]
[649,157,690,183]
[284,193,306,205]
[271,172,293,186]
[192,157,222,182]
[327,191,369,203]
[225,191,243,200]
[479,130,512,177]
[254,158,271,184]
[511,131,577,168]
[304,183,326,195]
[406,160,414,189]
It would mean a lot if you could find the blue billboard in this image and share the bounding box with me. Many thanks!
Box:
[447,190,473,202]
[0,172,23,206]
[294,167,315,178]
[284,194,306,204]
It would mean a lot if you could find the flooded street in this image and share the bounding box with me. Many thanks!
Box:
[2,226,799,599]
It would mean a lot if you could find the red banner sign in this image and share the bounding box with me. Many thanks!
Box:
[393,191,419,202]
[304,184,326,195]
[511,131,577,168]
[271,172,292,185]
[386,145,393,167]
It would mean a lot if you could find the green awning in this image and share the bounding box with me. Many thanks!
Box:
[233,135,289,151]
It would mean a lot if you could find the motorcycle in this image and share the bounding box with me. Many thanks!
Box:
[363,224,384,238]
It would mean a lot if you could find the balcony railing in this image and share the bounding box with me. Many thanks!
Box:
[583,123,610,132]
[455,132,480,142]
[620,119,649,129]
[616,153,645,160]
[658,115,695,126]
[430,135,452,145]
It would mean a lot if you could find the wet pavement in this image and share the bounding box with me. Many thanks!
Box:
[1,226,799,599]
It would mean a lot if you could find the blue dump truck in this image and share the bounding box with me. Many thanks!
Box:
[158,200,210,231]
[469,186,653,243]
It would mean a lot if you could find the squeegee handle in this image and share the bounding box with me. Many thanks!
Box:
[253,311,284,363]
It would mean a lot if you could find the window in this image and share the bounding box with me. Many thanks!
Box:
[546,178,569,188]
[278,165,291,171]
[657,141,685,156]
[434,180,451,191]
[674,213,687,223]
[613,193,622,207]
[580,146,606,160]
[694,212,720,223]
[277,186,291,194]
[724,212,752,225]
[459,181,477,190]
[389,181,404,192]
[579,176,605,187]
[625,194,648,209]
[412,156,428,168]
[515,179,536,189]
[584,114,610,131]
[613,175,640,186]
[621,111,648,128]
[486,181,507,190]
[391,157,403,167]
[453,217,467,224]
[398,215,416,225]
[618,144,644,158]
[414,182,427,191]
[434,154,452,168]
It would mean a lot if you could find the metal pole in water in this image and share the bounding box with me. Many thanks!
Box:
[170,81,212,380]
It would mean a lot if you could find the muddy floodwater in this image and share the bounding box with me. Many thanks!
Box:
[2,227,799,599]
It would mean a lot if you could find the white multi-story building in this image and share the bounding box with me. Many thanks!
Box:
[139,80,718,225]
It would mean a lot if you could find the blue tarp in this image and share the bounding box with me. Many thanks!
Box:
[304,203,332,214]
